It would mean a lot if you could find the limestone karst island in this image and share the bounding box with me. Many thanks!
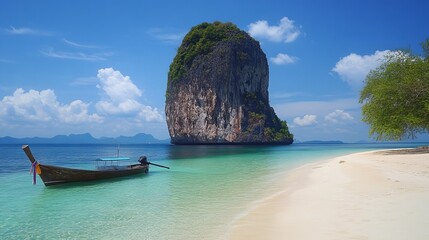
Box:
[165,21,293,145]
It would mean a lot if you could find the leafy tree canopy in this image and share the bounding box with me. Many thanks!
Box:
[359,39,429,140]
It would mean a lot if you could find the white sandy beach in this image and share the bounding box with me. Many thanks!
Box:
[229,148,429,240]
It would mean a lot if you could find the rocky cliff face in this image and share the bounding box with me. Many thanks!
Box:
[165,22,293,144]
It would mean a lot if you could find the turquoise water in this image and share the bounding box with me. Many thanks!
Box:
[0,143,425,239]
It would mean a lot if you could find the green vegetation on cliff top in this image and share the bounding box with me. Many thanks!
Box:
[168,21,247,82]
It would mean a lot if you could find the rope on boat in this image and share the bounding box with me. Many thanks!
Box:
[30,161,41,185]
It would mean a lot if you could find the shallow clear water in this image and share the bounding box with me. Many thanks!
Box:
[0,143,425,239]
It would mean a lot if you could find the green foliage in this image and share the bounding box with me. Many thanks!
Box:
[244,111,265,137]
[274,119,294,141]
[249,111,264,121]
[168,21,247,82]
[264,127,275,140]
[359,40,429,140]
[263,117,293,142]
[246,109,293,142]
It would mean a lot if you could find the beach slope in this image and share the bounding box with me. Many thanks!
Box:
[230,148,429,240]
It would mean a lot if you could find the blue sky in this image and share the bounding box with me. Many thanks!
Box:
[1,0,428,142]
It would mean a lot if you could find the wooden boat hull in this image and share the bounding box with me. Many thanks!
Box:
[22,145,149,186]
[38,164,148,186]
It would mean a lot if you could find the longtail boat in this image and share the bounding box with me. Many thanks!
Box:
[22,145,169,186]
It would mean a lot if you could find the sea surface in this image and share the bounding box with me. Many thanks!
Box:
[0,143,426,239]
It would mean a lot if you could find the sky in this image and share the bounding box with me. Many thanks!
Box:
[1,0,429,142]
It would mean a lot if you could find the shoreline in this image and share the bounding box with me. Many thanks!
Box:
[228,148,429,240]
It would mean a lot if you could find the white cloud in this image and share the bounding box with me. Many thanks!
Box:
[0,88,102,124]
[96,68,142,102]
[95,68,163,122]
[0,88,53,121]
[5,26,52,36]
[274,98,359,119]
[42,39,110,61]
[293,114,317,126]
[96,99,142,115]
[276,102,366,142]
[63,39,99,49]
[148,28,185,43]
[332,50,392,89]
[0,68,162,135]
[57,100,103,123]
[138,105,165,122]
[324,109,353,124]
[270,53,298,65]
[41,48,112,61]
[271,92,307,100]
[248,17,301,43]
[0,69,165,137]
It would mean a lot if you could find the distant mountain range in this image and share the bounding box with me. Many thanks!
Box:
[0,133,170,144]
[294,140,344,144]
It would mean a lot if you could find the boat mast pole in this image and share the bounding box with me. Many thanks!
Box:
[22,145,37,164]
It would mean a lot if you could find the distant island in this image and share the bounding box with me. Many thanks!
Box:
[0,133,170,144]
[296,140,344,144]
